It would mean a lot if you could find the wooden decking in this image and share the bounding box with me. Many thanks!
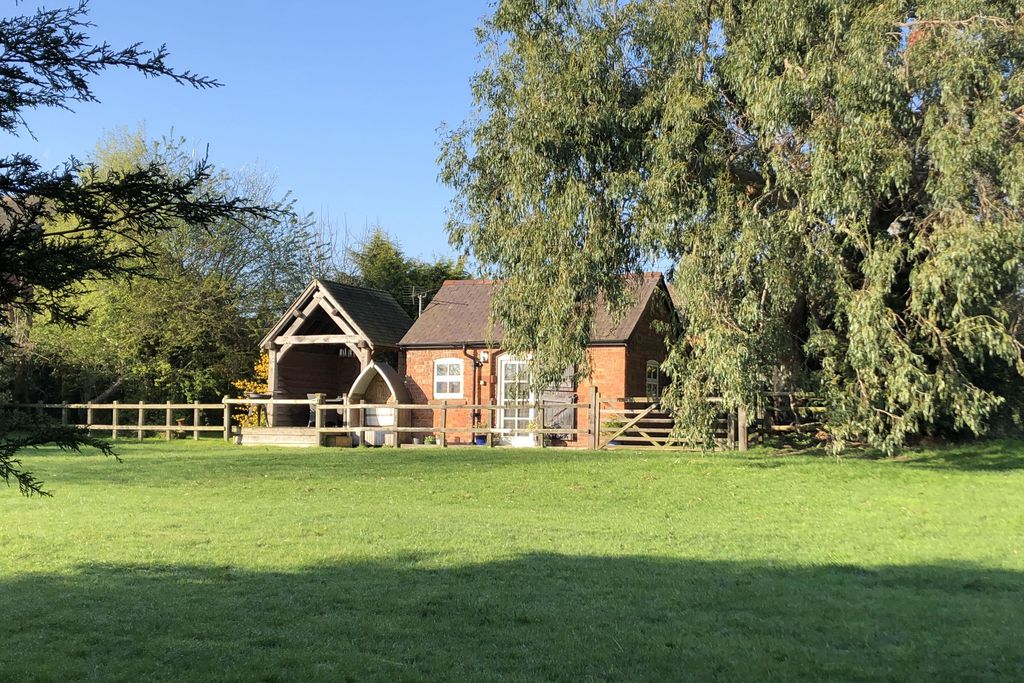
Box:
[236,427,320,448]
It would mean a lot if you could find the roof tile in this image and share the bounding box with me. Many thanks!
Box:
[399,273,666,347]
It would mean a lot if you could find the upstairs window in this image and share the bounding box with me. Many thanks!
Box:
[433,358,464,399]
[645,361,660,399]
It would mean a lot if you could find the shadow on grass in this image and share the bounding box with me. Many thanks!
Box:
[896,439,1024,472]
[733,438,1024,473]
[2,554,1021,680]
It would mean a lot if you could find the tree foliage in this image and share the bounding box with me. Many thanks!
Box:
[0,2,285,493]
[14,130,324,404]
[442,0,1024,452]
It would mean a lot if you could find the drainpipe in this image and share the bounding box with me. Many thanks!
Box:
[462,345,482,422]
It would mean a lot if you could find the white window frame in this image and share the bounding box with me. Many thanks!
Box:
[645,360,660,399]
[433,358,464,399]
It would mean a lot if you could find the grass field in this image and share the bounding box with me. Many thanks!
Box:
[1,439,1023,681]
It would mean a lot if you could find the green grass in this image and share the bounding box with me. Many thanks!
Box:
[2,439,1023,681]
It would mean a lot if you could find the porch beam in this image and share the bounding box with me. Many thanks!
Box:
[319,298,362,338]
[273,334,362,345]
[281,295,324,336]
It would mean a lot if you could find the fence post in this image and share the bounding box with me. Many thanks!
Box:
[738,405,748,452]
[137,400,144,441]
[193,401,200,441]
[536,398,546,448]
[342,393,349,435]
[439,401,448,448]
[223,397,231,442]
[588,386,599,450]
[61,402,69,427]
[111,400,119,440]
[486,398,494,447]
[86,402,94,435]
[164,401,172,441]
[314,394,325,446]
[359,399,366,446]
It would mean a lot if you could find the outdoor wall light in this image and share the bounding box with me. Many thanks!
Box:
[480,351,489,362]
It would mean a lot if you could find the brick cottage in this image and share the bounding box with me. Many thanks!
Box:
[397,273,677,445]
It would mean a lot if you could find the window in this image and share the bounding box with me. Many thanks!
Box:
[433,358,463,398]
[645,361,660,399]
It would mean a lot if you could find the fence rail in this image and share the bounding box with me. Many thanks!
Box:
[3,400,228,441]
[0,391,824,451]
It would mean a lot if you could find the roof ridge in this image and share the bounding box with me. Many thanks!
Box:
[441,278,493,285]
[441,272,663,287]
[315,277,405,300]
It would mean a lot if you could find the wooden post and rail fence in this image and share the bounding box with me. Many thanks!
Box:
[0,392,827,451]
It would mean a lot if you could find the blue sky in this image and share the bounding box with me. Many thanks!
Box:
[9,1,491,260]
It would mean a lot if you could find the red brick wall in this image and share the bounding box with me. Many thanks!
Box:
[401,347,501,444]
[576,346,627,401]
[624,292,671,398]
[574,346,626,444]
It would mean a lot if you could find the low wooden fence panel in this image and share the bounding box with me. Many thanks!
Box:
[3,391,793,451]
[3,401,226,441]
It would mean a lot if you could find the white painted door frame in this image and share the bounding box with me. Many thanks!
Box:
[497,356,535,446]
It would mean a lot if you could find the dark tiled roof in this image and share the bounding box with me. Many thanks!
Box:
[317,279,413,347]
[399,273,666,347]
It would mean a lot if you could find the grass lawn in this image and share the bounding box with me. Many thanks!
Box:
[1,439,1023,681]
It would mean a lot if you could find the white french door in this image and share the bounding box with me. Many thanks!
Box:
[497,357,533,438]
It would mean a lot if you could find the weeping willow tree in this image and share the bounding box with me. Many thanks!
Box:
[441,0,1024,452]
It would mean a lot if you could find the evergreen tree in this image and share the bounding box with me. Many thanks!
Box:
[17,130,323,405]
[0,3,284,494]
[350,227,467,316]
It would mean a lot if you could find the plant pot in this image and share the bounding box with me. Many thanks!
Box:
[412,437,423,445]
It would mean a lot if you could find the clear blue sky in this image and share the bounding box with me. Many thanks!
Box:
[10,1,490,260]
